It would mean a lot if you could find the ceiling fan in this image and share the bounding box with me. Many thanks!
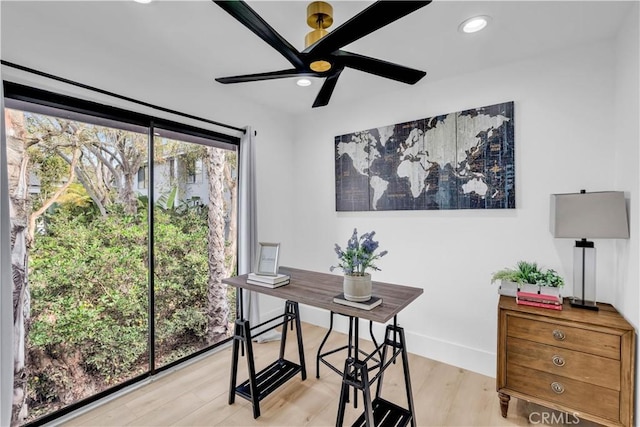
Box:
[213,0,432,108]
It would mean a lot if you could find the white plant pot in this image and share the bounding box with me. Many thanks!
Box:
[498,280,519,297]
[520,283,541,294]
[343,273,372,302]
[540,286,563,303]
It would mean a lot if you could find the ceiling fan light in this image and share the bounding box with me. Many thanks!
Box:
[459,16,490,33]
[310,60,332,72]
[296,78,312,87]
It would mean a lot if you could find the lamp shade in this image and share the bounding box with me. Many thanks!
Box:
[550,191,629,239]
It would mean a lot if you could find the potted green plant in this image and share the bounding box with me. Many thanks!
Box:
[491,261,564,298]
[490,268,520,297]
[491,261,537,296]
[533,268,564,301]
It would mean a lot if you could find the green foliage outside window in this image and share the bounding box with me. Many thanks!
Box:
[26,203,230,416]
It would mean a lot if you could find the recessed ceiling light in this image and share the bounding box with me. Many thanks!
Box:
[134,0,153,4]
[459,16,490,34]
[296,78,312,87]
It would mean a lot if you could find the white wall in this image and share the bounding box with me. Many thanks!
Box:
[614,3,640,329]
[284,39,622,377]
[613,2,640,418]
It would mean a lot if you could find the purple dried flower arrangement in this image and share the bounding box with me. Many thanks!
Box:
[330,228,388,276]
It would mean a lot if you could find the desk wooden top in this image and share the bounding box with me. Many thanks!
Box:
[222,267,423,323]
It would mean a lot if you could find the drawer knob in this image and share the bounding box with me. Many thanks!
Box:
[552,355,565,367]
[551,382,565,394]
[552,329,566,341]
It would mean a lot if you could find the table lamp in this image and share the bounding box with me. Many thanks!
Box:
[550,190,629,310]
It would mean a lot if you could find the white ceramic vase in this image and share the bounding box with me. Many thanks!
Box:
[343,273,372,302]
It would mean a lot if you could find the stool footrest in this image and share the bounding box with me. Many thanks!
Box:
[351,398,412,427]
[235,358,302,402]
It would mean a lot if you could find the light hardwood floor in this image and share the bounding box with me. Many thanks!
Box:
[63,323,599,426]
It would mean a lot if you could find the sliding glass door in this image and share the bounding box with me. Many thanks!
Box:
[152,129,237,369]
[5,105,150,423]
[4,93,239,425]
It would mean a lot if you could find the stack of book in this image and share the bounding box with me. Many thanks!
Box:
[516,291,562,310]
[333,294,382,310]
[246,273,290,288]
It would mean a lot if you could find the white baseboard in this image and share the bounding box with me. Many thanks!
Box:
[262,304,496,378]
[403,329,496,378]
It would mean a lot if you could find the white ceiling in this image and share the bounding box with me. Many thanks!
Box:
[0,1,633,115]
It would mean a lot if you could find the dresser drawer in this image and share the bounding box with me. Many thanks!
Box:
[506,364,620,422]
[507,315,620,359]
[498,297,635,426]
[507,336,621,389]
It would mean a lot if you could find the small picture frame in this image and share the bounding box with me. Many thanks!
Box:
[255,242,280,276]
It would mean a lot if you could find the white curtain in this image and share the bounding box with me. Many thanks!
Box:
[1,82,15,426]
[237,126,279,342]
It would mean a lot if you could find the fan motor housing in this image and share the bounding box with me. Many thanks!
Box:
[306,1,333,29]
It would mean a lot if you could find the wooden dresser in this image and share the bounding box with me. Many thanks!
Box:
[497,296,635,426]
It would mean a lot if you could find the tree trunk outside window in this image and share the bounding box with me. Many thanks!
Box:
[206,146,229,343]
[6,109,30,424]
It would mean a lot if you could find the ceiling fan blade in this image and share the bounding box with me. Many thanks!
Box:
[313,67,344,108]
[216,69,317,84]
[334,51,426,84]
[303,1,432,56]
[213,1,305,69]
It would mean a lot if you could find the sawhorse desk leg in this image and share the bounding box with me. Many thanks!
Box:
[335,324,416,427]
[228,300,306,419]
[229,319,260,417]
[281,301,307,381]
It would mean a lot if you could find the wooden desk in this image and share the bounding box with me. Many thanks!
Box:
[223,267,423,323]
[222,267,424,427]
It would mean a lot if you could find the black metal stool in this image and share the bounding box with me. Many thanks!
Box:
[316,311,383,378]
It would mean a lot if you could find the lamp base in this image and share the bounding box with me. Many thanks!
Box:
[570,298,599,311]
[572,240,597,311]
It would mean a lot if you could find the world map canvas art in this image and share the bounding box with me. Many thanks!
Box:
[335,101,515,211]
